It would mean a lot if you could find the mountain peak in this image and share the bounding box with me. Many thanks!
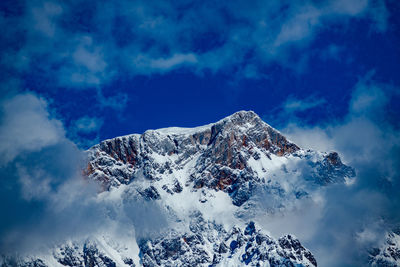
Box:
[86,109,354,196]
[85,110,301,190]
[222,110,259,122]
[212,110,265,130]
[151,110,262,136]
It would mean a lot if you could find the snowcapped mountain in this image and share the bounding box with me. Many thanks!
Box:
[2,111,359,266]
[86,110,354,203]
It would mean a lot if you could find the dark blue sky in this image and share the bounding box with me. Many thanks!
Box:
[0,0,399,145]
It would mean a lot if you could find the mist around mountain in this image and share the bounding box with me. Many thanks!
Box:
[1,107,399,267]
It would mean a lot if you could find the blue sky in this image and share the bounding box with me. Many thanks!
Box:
[1,0,399,147]
[0,0,400,265]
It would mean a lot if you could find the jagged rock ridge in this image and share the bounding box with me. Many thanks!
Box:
[140,213,317,267]
[86,111,354,205]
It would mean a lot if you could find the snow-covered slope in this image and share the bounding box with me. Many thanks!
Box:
[86,110,354,201]
[369,230,400,266]
[2,111,359,266]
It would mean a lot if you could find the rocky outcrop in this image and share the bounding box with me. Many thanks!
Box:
[139,213,316,267]
[369,231,400,267]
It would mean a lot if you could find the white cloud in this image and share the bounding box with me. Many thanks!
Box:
[283,95,326,113]
[0,93,65,165]
[73,45,107,73]
[283,79,395,163]
[1,0,390,92]
[17,165,53,201]
[0,93,169,254]
[274,5,322,47]
[133,53,198,73]
[349,75,389,116]
[275,74,400,265]
[59,36,110,87]
[96,88,128,111]
[150,53,197,70]
[73,116,103,134]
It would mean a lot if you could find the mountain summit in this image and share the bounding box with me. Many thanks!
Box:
[2,111,357,266]
[86,110,354,202]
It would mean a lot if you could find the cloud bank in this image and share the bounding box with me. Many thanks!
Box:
[256,73,400,266]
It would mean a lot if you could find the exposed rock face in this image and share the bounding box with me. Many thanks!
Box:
[1,111,358,266]
[86,111,301,188]
[86,111,354,205]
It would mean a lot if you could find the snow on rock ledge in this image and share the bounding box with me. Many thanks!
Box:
[85,110,355,205]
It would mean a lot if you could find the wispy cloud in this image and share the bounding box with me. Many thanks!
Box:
[263,94,327,128]
[283,95,326,113]
[0,0,390,91]
[67,115,104,148]
[73,116,103,134]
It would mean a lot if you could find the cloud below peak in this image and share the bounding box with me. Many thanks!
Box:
[277,74,400,265]
[0,92,167,254]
